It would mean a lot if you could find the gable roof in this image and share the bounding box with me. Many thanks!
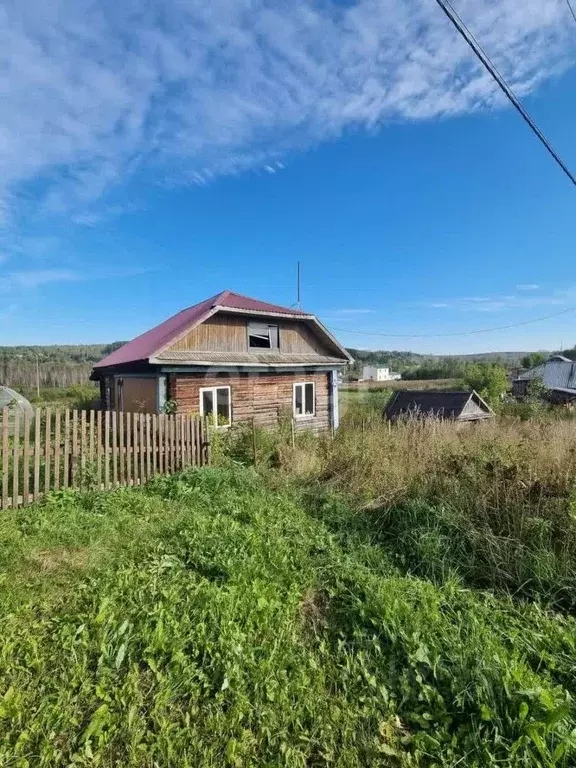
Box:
[516,357,576,392]
[385,390,494,421]
[94,290,351,369]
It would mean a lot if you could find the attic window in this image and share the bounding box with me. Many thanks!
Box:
[248,321,279,349]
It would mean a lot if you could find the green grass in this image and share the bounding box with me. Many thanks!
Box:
[1,466,576,766]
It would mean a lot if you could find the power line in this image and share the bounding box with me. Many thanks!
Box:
[565,0,576,26]
[326,304,576,338]
[433,0,576,186]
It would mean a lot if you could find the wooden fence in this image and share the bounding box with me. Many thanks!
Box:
[0,407,211,510]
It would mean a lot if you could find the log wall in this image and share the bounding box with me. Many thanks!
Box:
[170,371,332,432]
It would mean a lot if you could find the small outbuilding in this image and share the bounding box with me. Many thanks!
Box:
[385,390,494,422]
[512,355,576,404]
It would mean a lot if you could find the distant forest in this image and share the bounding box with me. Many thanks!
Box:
[0,344,124,393]
[1,342,575,393]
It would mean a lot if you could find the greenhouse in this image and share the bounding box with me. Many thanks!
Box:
[0,386,35,435]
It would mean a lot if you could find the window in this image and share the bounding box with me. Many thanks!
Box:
[293,382,315,418]
[200,386,231,427]
[248,321,279,349]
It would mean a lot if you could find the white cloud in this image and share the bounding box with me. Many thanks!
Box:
[0,269,80,292]
[421,290,572,313]
[0,0,574,224]
[516,284,540,291]
[326,308,375,315]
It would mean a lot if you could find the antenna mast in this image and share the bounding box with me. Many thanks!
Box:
[297,261,302,308]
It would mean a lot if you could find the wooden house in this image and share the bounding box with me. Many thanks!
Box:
[91,290,352,432]
[385,390,494,422]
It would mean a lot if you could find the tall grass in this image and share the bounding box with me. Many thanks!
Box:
[1,467,576,765]
[222,414,576,608]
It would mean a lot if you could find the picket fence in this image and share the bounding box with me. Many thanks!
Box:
[0,407,211,510]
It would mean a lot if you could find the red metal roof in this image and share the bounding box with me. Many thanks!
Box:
[94,290,306,368]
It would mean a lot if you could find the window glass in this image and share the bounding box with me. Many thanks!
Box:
[294,384,303,416]
[294,382,315,417]
[201,389,214,418]
[201,386,231,427]
[216,387,231,426]
[248,322,279,349]
[268,324,279,349]
[304,382,315,415]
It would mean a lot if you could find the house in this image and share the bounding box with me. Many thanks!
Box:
[362,365,402,382]
[385,390,494,422]
[91,290,353,431]
[512,355,576,403]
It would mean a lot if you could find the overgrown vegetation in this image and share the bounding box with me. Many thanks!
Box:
[3,408,576,765]
[27,383,99,409]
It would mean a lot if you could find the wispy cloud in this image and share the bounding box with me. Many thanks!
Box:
[0,0,574,225]
[0,269,80,292]
[0,264,151,293]
[421,289,572,313]
[516,284,540,291]
[326,308,375,315]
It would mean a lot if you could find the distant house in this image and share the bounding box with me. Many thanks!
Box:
[91,290,353,432]
[362,365,401,382]
[512,355,576,403]
[385,390,494,422]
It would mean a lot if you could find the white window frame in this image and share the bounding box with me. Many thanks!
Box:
[199,385,232,428]
[293,381,316,419]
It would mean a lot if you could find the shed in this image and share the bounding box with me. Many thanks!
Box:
[512,356,576,402]
[0,386,35,435]
[385,390,494,422]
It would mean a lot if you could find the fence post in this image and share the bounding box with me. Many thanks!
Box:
[104,410,110,489]
[54,409,61,491]
[71,410,79,485]
[1,407,8,509]
[23,410,31,505]
[34,408,42,498]
[125,412,131,486]
[62,409,70,490]
[12,409,20,507]
[205,417,211,465]
[44,407,51,495]
[97,410,103,489]
[252,418,257,466]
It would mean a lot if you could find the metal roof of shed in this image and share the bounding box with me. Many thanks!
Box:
[517,358,576,392]
[385,390,494,421]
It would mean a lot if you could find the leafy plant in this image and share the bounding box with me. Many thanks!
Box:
[464,362,510,407]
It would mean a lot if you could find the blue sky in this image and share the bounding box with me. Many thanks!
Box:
[1,0,576,354]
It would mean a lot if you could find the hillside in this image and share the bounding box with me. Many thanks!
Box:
[0,343,538,369]
[0,343,125,364]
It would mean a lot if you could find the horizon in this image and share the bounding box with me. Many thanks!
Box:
[2,0,576,354]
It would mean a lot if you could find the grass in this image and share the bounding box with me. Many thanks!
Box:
[3,410,576,765]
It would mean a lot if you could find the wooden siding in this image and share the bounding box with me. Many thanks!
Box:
[280,321,329,355]
[169,314,247,352]
[119,377,157,413]
[164,312,337,358]
[170,371,332,432]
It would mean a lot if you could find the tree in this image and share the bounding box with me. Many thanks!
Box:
[521,352,547,369]
[463,363,509,408]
